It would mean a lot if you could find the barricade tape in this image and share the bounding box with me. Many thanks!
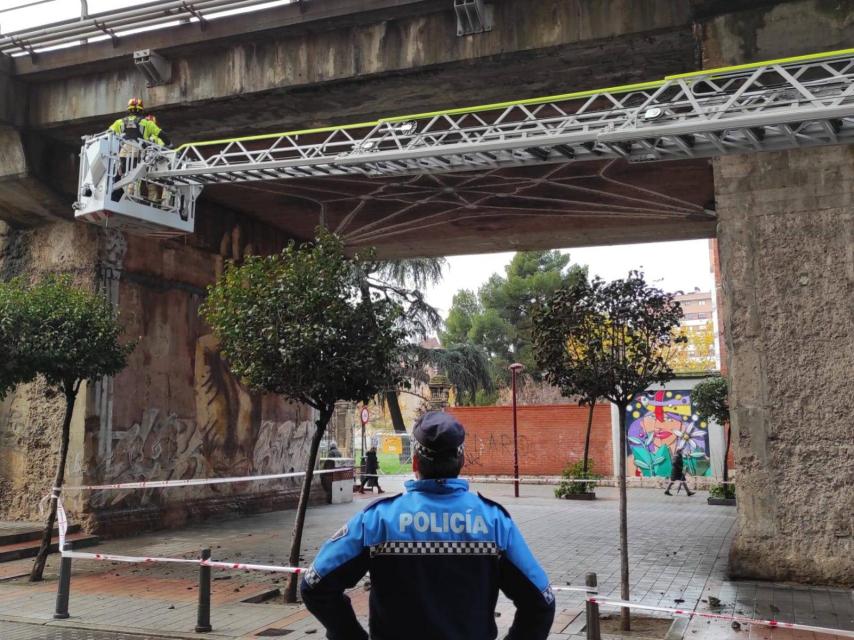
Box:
[589,597,854,638]
[359,473,732,486]
[57,467,352,492]
[56,499,304,574]
[62,550,304,574]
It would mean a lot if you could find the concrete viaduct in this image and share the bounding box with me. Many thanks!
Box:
[0,0,851,585]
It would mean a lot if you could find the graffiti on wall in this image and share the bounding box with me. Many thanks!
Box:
[464,433,531,470]
[91,331,314,509]
[626,389,711,478]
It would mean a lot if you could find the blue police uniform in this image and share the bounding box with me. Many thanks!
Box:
[301,413,555,640]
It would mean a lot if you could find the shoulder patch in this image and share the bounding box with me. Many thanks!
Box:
[330,524,349,541]
[363,492,402,511]
[477,492,511,518]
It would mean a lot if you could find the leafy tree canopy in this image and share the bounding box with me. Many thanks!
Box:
[401,343,495,406]
[692,376,729,425]
[0,276,132,398]
[201,229,407,414]
[533,271,685,407]
[441,250,587,385]
[669,320,717,373]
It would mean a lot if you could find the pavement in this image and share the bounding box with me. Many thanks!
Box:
[0,482,851,640]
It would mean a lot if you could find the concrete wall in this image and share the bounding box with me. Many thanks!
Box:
[714,146,854,585]
[23,0,697,141]
[0,217,321,533]
[0,221,99,520]
[700,0,854,585]
[448,404,613,476]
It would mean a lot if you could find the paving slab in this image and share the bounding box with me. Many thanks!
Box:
[0,485,849,640]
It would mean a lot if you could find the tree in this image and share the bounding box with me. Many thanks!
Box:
[401,343,495,406]
[669,320,716,373]
[361,257,446,432]
[692,377,731,483]
[533,272,684,630]
[201,230,406,602]
[0,276,135,581]
[0,279,34,396]
[442,250,587,389]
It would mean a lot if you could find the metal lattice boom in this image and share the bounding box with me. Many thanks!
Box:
[153,48,854,187]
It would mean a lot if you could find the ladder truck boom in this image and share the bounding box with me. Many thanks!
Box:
[75,48,854,237]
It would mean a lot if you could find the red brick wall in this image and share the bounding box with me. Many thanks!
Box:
[447,405,613,476]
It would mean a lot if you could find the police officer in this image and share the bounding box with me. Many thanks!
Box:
[301,412,555,640]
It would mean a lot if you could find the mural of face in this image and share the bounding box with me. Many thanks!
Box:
[626,390,712,478]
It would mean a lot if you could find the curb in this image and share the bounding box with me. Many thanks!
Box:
[0,614,239,640]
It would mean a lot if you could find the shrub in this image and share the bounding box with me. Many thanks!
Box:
[555,459,599,497]
[709,483,736,500]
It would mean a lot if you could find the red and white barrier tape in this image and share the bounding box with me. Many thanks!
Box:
[359,473,718,483]
[56,499,304,574]
[62,549,304,574]
[589,597,854,638]
[57,467,353,492]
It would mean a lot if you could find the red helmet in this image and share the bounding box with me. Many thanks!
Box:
[127,97,144,112]
[145,114,157,124]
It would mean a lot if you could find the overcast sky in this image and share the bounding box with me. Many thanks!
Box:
[424,239,714,317]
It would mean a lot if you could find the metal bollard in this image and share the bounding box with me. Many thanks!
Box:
[195,548,212,633]
[54,541,73,619]
[586,572,600,640]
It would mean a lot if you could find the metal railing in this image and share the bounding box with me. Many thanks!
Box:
[1,0,298,57]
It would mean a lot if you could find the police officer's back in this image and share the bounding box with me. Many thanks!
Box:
[301,412,555,640]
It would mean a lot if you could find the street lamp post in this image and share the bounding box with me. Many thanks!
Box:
[509,363,525,498]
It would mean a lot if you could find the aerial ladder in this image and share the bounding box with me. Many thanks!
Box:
[74,48,854,238]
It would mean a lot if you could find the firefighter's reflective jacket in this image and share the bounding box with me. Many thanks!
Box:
[109,115,168,145]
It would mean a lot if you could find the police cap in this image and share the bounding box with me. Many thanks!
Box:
[412,411,465,460]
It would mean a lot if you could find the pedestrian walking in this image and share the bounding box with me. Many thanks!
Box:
[321,441,343,504]
[301,411,555,640]
[665,451,694,496]
[358,446,383,494]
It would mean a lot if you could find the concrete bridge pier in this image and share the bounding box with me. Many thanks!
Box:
[715,147,854,584]
[703,3,854,583]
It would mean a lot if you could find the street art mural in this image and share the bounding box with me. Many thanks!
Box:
[626,389,712,478]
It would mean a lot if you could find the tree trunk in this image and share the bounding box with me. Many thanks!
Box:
[31,384,77,581]
[385,389,406,433]
[617,402,630,631]
[285,407,332,603]
[723,422,731,484]
[582,402,595,475]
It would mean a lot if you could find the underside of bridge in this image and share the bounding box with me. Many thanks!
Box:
[0,0,852,585]
[200,159,715,258]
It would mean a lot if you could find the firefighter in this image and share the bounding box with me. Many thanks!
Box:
[108,99,171,199]
[301,412,555,640]
[143,114,171,206]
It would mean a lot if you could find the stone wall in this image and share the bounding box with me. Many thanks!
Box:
[0,218,321,533]
[700,0,854,586]
[0,221,99,520]
[714,146,854,584]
